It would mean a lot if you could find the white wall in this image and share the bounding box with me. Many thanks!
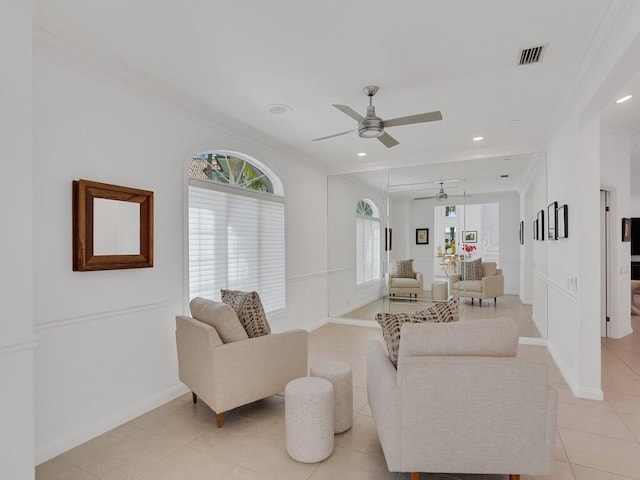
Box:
[600,130,632,338]
[0,1,36,478]
[546,118,602,399]
[327,174,386,316]
[32,38,328,463]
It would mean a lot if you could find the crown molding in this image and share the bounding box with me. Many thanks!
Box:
[547,0,639,135]
[2,0,39,15]
[31,25,329,174]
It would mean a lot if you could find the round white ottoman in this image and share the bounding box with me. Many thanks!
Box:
[285,377,334,463]
[310,361,353,433]
[432,281,448,301]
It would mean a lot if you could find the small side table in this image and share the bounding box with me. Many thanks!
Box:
[432,281,448,302]
[285,377,334,463]
[310,360,353,433]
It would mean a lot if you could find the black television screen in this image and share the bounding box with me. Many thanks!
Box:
[632,218,640,255]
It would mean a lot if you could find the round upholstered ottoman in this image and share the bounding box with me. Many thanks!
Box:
[432,281,448,301]
[310,360,353,433]
[284,377,334,463]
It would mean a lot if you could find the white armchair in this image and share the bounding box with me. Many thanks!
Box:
[367,317,556,479]
[175,299,308,427]
[386,262,424,299]
[449,261,504,306]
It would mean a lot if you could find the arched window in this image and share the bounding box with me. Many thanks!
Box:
[188,151,285,314]
[356,199,380,285]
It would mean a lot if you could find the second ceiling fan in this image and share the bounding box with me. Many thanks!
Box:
[312,86,443,148]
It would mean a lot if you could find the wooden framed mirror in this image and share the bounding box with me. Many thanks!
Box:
[72,179,154,271]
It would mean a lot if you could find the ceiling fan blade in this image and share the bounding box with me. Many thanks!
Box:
[333,104,363,121]
[377,131,399,148]
[312,129,356,142]
[413,196,436,201]
[384,111,443,128]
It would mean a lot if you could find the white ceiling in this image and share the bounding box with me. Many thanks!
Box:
[34,0,635,177]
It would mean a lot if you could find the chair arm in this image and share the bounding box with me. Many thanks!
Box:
[175,315,224,402]
[482,275,504,297]
[367,340,401,470]
[415,272,424,289]
[211,329,308,412]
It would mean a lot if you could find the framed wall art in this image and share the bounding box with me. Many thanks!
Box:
[622,218,632,242]
[462,231,477,243]
[416,228,429,245]
[557,204,568,239]
[536,210,544,241]
[547,201,558,240]
[519,221,524,245]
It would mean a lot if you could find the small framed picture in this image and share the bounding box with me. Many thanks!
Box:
[462,231,477,243]
[536,210,545,241]
[548,201,558,240]
[416,228,429,245]
[519,221,524,245]
[622,218,632,242]
[385,227,393,251]
[557,204,568,239]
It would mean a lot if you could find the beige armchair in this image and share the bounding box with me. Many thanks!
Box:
[386,262,424,299]
[367,317,556,480]
[175,301,308,427]
[449,261,504,306]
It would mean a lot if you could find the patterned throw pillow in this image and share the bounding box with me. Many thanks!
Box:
[395,259,415,278]
[221,290,271,338]
[460,257,483,280]
[375,297,460,366]
[413,296,459,323]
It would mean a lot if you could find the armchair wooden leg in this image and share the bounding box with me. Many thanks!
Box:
[494,297,497,306]
[471,298,474,305]
[192,392,197,404]
[410,473,420,480]
[509,475,520,480]
[479,298,483,307]
[216,412,224,428]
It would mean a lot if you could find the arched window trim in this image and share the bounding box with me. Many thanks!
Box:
[356,199,381,286]
[189,149,284,197]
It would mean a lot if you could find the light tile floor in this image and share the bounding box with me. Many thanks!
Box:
[37,317,640,480]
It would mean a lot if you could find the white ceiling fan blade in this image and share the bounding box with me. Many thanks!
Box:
[333,104,363,121]
[384,111,443,128]
[312,129,356,142]
[378,131,399,148]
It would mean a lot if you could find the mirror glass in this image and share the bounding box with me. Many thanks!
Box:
[327,153,548,339]
[93,198,141,255]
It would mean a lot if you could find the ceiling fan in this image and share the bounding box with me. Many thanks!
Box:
[414,181,471,201]
[312,86,443,148]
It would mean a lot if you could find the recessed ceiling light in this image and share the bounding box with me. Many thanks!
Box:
[616,95,632,104]
[267,104,293,114]
[472,136,484,142]
[357,152,367,157]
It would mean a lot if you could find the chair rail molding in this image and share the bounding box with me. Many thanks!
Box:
[0,336,38,357]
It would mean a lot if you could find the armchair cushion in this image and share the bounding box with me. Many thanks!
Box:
[221,289,271,338]
[189,297,248,343]
[395,259,415,278]
[482,261,498,277]
[460,257,482,280]
[390,277,420,288]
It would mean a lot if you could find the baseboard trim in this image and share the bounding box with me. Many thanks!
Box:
[35,383,189,465]
[518,336,547,346]
[328,318,380,329]
[546,343,604,401]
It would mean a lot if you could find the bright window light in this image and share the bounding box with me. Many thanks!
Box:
[616,95,632,104]
[472,136,484,142]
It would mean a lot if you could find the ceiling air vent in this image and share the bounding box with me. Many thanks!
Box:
[519,45,544,65]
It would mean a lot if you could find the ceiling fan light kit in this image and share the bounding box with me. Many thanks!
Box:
[313,85,443,148]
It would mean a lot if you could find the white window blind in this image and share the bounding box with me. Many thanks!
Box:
[189,184,285,313]
[356,215,380,285]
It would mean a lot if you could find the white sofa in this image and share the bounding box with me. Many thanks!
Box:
[449,261,504,306]
[367,317,556,479]
[175,301,308,427]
